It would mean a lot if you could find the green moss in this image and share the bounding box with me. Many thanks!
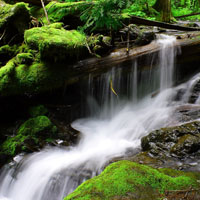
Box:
[0,1,30,34]
[0,53,72,96]
[16,53,34,64]
[24,25,87,62]
[18,115,56,136]
[29,105,48,117]
[44,1,90,24]
[65,160,200,200]
[0,44,19,66]
[0,116,57,156]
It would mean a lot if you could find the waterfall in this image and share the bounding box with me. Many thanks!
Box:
[0,34,192,200]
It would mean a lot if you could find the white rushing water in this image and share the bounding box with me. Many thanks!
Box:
[0,35,190,200]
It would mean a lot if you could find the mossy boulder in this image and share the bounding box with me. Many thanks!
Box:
[87,34,112,55]
[141,121,200,158]
[0,116,57,157]
[44,1,90,27]
[0,54,71,96]
[24,25,87,62]
[0,1,30,44]
[64,160,200,200]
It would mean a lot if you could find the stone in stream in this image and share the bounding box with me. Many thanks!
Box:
[0,115,80,167]
[141,121,200,158]
[189,79,200,103]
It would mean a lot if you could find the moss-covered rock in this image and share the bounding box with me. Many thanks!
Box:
[45,1,89,26]
[0,45,19,66]
[0,54,71,96]
[0,1,30,44]
[24,25,87,62]
[30,1,89,27]
[0,116,57,157]
[141,121,200,158]
[64,160,200,200]
[29,105,48,117]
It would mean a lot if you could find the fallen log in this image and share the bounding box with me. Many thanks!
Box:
[176,12,200,19]
[9,0,50,6]
[70,32,200,80]
[128,15,200,31]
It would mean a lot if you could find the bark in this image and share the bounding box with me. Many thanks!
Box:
[176,12,200,19]
[40,0,50,24]
[128,16,200,31]
[71,32,200,77]
[154,0,172,22]
[10,0,50,6]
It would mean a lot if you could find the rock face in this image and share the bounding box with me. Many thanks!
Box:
[64,160,200,200]
[141,121,200,158]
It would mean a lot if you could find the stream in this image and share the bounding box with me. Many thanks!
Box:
[0,34,199,200]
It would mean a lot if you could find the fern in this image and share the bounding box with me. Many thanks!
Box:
[80,0,132,32]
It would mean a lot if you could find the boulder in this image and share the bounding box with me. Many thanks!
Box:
[141,121,200,158]
[0,116,58,157]
[0,1,30,45]
[24,24,87,62]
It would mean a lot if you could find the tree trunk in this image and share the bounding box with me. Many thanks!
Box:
[154,0,172,23]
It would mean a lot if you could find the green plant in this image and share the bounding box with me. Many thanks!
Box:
[80,0,132,32]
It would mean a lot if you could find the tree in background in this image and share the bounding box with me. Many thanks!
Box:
[154,0,172,22]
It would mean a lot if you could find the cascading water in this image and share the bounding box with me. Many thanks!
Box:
[0,34,196,200]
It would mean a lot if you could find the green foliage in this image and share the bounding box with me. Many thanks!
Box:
[80,0,132,32]
[171,0,200,20]
[123,0,158,20]
[65,160,200,200]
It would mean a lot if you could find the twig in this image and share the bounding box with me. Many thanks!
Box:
[0,29,6,41]
[40,0,50,25]
[8,34,18,45]
[165,188,199,193]
[85,39,100,58]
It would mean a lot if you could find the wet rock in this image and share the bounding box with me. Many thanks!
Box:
[175,105,200,122]
[189,79,200,103]
[87,34,112,55]
[173,88,186,101]
[119,25,156,46]
[141,121,200,158]
[171,134,200,156]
